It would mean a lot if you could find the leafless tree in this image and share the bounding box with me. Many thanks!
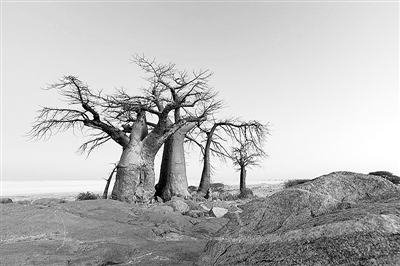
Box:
[27,55,221,202]
[230,124,268,195]
[187,119,269,195]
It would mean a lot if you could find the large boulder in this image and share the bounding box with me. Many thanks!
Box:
[196,171,400,265]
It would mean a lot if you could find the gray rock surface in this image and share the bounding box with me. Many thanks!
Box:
[196,171,400,265]
[184,199,201,210]
[1,198,229,265]
[209,207,229,218]
[198,203,211,212]
[149,205,174,214]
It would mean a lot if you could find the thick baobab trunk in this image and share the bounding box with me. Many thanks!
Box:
[111,111,160,203]
[111,144,157,203]
[155,124,194,201]
[240,166,247,194]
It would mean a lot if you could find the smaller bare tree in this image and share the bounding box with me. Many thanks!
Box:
[187,119,269,195]
[230,126,268,196]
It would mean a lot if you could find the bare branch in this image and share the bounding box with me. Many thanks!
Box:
[27,76,130,153]
[78,133,111,157]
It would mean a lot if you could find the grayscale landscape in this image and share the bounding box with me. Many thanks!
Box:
[1,1,399,265]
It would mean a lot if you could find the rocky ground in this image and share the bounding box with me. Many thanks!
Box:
[196,172,400,266]
[0,184,282,266]
[3,174,399,266]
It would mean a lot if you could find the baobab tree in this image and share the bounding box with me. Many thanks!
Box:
[130,56,222,201]
[27,55,220,203]
[230,126,268,196]
[188,119,269,194]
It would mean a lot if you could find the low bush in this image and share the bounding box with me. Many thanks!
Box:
[284,179,310,189]
[369,171,400,185]
[76,191,100,201]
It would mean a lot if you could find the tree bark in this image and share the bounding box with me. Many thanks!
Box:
[155,123,195,201]
[197,125,218,194]
[110,111,160,203]
[240,166,247,194]
[102,165,117,199]
[111,144,157,203]
[198,147,211,194]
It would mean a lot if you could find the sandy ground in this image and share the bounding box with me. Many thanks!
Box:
[3,192,101,203]
[3,183,284,203]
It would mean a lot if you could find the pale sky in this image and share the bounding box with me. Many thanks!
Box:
[1,1,399,188]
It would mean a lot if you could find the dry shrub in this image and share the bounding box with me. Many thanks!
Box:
[369,171,400,185]
[284,179,310,189]
[76,191,99,201]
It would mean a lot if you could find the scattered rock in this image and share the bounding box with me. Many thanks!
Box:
[0,198,13,204]
[187,210,205,218]
[227,204,242,213]
[203,201,230,210]
[196,171,400,265]
[210,191,221,199]
[192,191,207,201]
[170,200,190,214]
[184,199,200,211]
[198,203,211,212]
[208,207,229,218]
